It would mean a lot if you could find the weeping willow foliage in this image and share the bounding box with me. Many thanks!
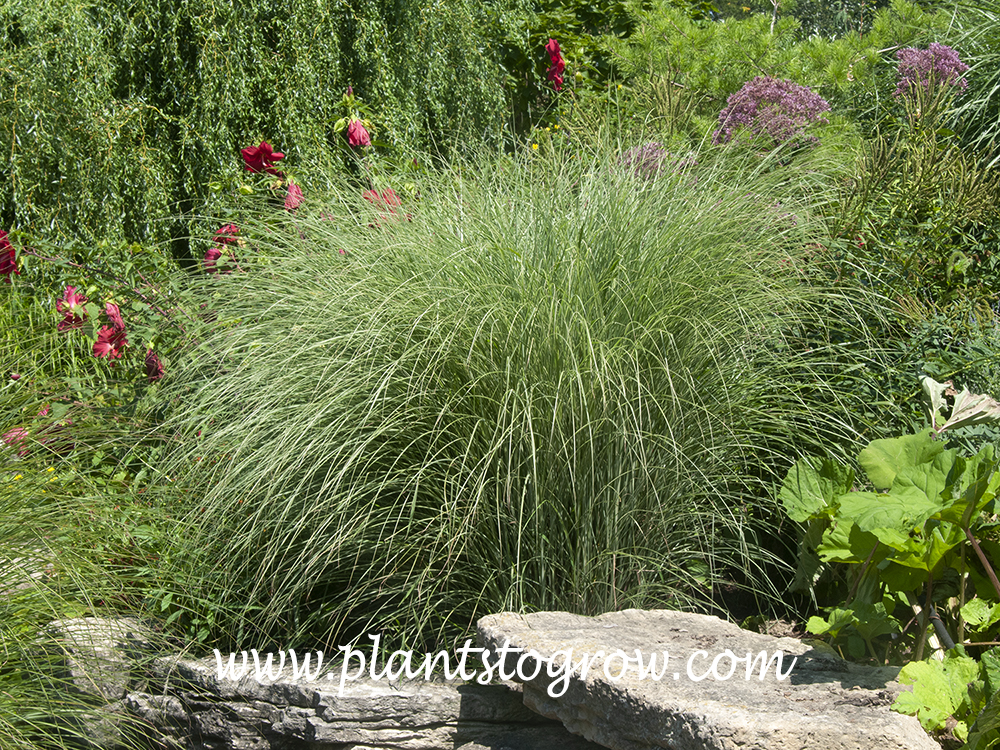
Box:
[0,0,526,251]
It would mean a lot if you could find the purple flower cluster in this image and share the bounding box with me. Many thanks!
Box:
[894,43,969,97]
[619,142,698,180]
[712,77,830,148]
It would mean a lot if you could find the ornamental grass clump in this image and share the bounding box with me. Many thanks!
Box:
[151,144,881,650]
[713,77,831,149]
[619,142,697,180]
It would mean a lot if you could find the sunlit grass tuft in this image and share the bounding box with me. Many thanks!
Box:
[150,141,889,650]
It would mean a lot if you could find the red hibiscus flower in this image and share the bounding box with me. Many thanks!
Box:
[204,247,223,274]
[104,302,125,331]
[0,231,19,281]
[241,141,285,174]
[56,286,88,331]
[363,188,411,226]
[93,326,128,360]
[284,182,304,211]
[2,427,29,457]
[145,349,164,382]
[93,303,128,360]
[545,39,565,91]
[348,119,371,148]
[215,224,240,245]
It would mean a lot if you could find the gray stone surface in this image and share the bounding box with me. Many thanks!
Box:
[476,609,942,750]
[47,617,159,700]
[43,617,605,750]
[45,617,163,748]
[0,545,53,595]
[131,653,603,750]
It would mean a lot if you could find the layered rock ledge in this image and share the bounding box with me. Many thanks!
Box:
[46,617,605,750]
[476,609,940,750]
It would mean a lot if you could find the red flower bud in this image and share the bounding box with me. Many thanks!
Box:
[348,119,371,148]
[0,230,19,281]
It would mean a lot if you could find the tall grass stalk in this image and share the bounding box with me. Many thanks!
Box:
[0,466,165,749]
[153,141,886,650]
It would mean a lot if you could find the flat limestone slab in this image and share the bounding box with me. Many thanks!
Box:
[477,609,941,750]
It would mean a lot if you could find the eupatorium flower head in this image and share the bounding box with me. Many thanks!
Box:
[895,43,969,97]
[713,76,830,148]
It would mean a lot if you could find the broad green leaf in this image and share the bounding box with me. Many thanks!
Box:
[790,520,826,594]
[858,430,942,491]
[852,601,899,642]
[890,523,964,572]
[962,599,1000,631]
[982,648,1000,694]
[879,561,926,592]
[806,607,856,637]
[837,485,942,539]
[893,654,980,736]
[817,521,881,564]
[944,445,997,499]
[939,464,1000,527]
[965,689,1000,750]
[779,457,854,523]
[847,634,866,659]
[891,453,956,512]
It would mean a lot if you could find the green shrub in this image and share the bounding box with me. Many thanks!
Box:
[607,0,949,142]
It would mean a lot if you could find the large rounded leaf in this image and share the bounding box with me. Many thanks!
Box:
[858,429,943,491]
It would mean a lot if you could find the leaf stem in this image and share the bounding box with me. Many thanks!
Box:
[845,540,879,607]
[963,526,1000,601]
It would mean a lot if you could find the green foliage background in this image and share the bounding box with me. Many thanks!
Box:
[0,0,527,258]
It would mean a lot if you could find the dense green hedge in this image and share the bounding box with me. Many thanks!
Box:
[0,0,528,257]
